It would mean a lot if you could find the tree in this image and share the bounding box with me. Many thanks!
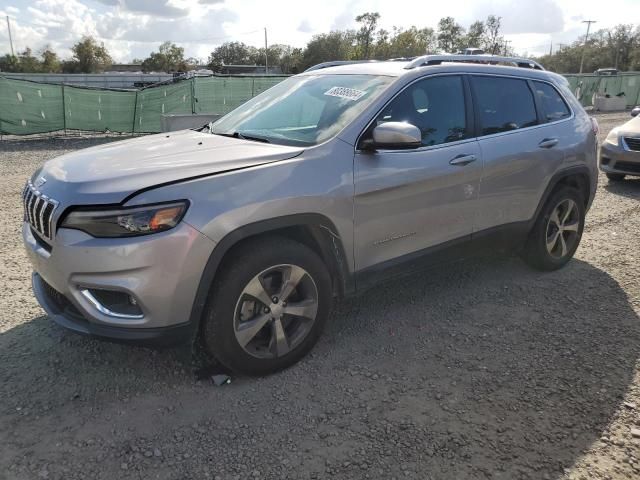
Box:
[301,31,356,70]
[207,41,258,71]
[255,44,304,74]
[388,27,437,57]
[64,36,112,73]
[437,17,465,53]
[141,41,188,72]
[355,12,380,59]
[483,15,502,54]
[0,54,20,72]
[535,23,640,73]
[40,46,61,73]
[465,21,485,49]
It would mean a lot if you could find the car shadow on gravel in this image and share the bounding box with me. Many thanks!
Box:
[603,176,640,199]
[2,256,639,479]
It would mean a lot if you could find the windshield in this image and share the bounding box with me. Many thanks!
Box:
[210,74,395,146]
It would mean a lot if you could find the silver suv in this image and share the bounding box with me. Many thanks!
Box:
[23,55,598,375]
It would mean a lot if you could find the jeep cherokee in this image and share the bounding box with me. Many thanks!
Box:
[22,55,598,375]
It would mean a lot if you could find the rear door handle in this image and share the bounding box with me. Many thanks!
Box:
[449,154,477,166]
[538,138,559,149]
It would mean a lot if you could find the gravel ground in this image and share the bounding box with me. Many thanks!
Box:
[1,112,640,480]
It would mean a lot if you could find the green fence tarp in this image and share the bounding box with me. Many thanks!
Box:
[64,86,137,133]
[134,81,194,133]
[0,75,288,135]
[0,77,64,134]
[564,73,640,107]
[193,76,285,115]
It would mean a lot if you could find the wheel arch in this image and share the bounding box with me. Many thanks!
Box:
[188,213,353,331]
[530,165,592,230]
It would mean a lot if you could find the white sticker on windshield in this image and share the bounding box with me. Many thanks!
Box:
[324,86,366,101]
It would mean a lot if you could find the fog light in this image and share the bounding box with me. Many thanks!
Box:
[80,288,144,319]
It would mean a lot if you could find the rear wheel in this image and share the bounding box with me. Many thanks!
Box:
[201,237,332,376]
[521,186,585,271]
[606,173,626,182]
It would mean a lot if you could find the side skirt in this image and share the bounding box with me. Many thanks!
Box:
[353,222,530,294]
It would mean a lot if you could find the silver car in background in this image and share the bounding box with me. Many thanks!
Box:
[599,114,640,181]
[23,55,598,375]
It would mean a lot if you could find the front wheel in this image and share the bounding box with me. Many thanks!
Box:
[521,186,585,271]
[201,237,332,376]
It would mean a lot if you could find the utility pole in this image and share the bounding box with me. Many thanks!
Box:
[503,39,512,56]
[264,27,268,74]
[549,41,553,56]
[6,16,15,56]
[579,20,596,74]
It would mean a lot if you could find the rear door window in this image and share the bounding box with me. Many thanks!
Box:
[472,76,538,135]
[532,81,571,122]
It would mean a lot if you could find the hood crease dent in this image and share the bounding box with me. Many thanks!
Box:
[36,130,305,206]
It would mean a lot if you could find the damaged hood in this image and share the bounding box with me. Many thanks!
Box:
[34,130,304,205]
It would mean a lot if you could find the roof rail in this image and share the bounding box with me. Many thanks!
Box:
[405,54,545,71]
[304,60,379,72]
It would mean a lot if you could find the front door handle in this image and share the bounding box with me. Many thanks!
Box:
[538,138,559,149]
[449,154,477,166]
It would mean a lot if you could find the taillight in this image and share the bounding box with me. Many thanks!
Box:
[590,117,599,135]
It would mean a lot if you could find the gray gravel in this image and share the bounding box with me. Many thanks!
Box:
[1,112,640,480]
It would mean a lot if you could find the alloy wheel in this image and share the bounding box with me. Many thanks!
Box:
[545,198,580,259]
[233,264,319,359]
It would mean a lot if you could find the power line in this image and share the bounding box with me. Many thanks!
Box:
[264,27,268,74]
[6,16,15,56]
[579,20,596,74]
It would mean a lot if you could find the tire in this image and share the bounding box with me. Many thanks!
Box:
[201,236,332,376]
[521,186,585,271]
[606,173,626,182]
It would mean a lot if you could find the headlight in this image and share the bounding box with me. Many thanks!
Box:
[61,201,188,238]
[605,129,619,146]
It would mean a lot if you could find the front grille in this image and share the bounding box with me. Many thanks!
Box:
[624,137,640,152]
[22,182,58,241]
[615,161,640,174]
[40,277,86,321]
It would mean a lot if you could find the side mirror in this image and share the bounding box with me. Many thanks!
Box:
[367,122,422,150]
[631,106,640,117]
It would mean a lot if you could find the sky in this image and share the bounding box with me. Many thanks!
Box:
[0,0,639,63]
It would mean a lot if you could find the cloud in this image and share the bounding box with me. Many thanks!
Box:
[297,19,312,33]
[469,0,564,34]
[93,0,189,17]
[96,8,237,43]
[198,0,224,4]
[123,0,188,17]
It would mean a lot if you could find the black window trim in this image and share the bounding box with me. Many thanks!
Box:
[355,72,476,153]
[467,73,575,141]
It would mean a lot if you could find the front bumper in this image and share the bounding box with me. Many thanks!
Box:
[599,141,640,176]
[23,221,216,345]
[32,273,195,346]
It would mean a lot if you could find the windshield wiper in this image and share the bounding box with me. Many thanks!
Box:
[211,131,270,143]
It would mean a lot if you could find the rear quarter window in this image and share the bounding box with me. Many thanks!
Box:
[472,76,538,136]
[532,81,571,122]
